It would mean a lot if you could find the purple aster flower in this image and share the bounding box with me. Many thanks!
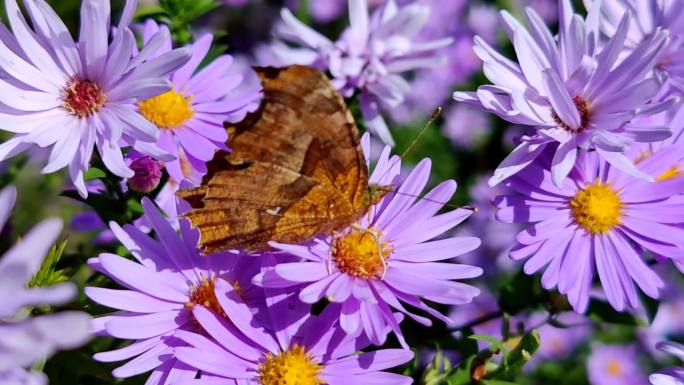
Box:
[588,344,647,385]
[456,176,520,276]
[137,20,261,185]
[443,104,492,148]
[650,341,684,385]
[0,0,191,197]
[86,198,265,385]
[173,302,414,385]
[455,0,675,187]
[274,0,453,145]
[587,0,684,92]
[494,150,684,312]
[253,139,482,346]
[449,289,507,349]
[534,312,591,361]
[0,186,91,383]
[392,1,492,122]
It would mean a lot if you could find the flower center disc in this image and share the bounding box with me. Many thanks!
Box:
[332,229,391,279]
[607,360,622,376]
[63,79,107,117]
[139,89,194,129]
[186,276,225,318]
[258,344,323,385]
[553,96,590,133]
[570,182,623,234]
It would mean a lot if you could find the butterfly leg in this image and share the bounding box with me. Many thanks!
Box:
[351,224,388,280]
[329,231,341,275]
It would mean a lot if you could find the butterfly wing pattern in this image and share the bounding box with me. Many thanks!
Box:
[178,66,371,253]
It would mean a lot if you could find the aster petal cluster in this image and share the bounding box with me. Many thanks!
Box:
[0,186,91,383]
[253,137,482,346]
[136,20,261,186]
[273,0,453,145]
[86,198,267,384]
[0,0,191,197]
[8,0,684,383]
[455,0,675,186]
[587,0,684,92]
[174,297,414,385]
[650,341,684,385]
[494,150,684,312]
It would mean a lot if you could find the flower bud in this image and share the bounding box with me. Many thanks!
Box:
[128,157,162,193]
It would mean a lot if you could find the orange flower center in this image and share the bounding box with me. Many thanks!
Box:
[331,227,391,279]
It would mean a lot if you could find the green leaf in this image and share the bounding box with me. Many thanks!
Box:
[639,292,660,324]
[586,299,647,326]
[482,380,519,385]
[84,167,106,181]
[497,270,545,315]
[126,199,144,216]
[422,348,454,385]
[28,240,68,288]
[490,330,541,379]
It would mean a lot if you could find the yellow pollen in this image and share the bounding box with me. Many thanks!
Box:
[186,275,225,320]
[258,344,323,385]
[634,150,653,164]
[139,89,194,129]
[331,228,391,279]
[656,165,683,181]
[570,182,623,234]
[607,360,622,376]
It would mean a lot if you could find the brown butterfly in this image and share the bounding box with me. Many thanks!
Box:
[178,65,388,253]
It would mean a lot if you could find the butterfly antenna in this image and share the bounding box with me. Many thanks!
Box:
[399,106,443,160]
[371,107,443,187]
[376,185,478,211]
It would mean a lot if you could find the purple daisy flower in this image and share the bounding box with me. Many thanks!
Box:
[494,150,684,312]
[588,344,647,385]
[587,0,684,92]
[136,20,261,185]
[0,0,191,197]
[274,0,453,145]
[454,0,675,187]
[0,186,91,384]
[173,302,414,385]
[650,341,684,385]
[253,140,482,346]
[86,198,265,385]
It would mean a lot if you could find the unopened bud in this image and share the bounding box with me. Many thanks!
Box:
[128,157,162,193]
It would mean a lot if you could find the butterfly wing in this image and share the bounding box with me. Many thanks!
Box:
[227,66,369,207]
[179,66,369,252]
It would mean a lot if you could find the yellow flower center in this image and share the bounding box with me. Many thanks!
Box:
[258,344,323,385]
[656,165,683,181]
[139,89,194,129]
[331,228,391,279]
[570,182,623,234]
[607,360,622,376]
